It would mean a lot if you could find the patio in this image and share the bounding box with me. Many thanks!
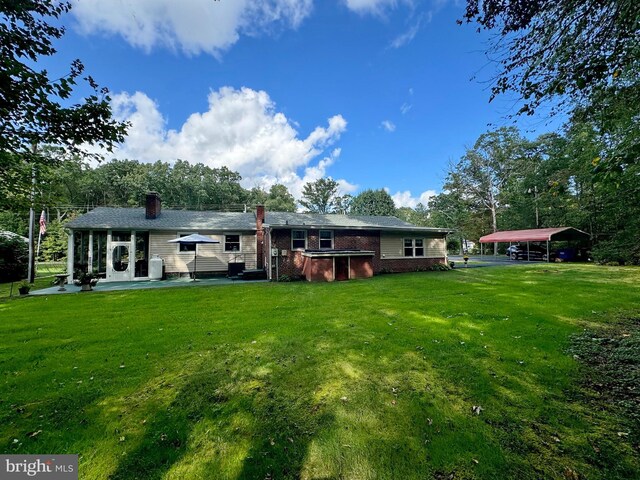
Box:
[30,276,266,296]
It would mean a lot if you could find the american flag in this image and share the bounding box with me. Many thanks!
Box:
[39,210,47,235]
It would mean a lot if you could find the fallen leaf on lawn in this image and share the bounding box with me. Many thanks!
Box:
[269,438,275,446]
[119,436,125,442]
[391,400,397,406]
[472,405,483,415]
[472,458,479,464]
[340,396,348,402]
[617,432,629,437]
[119,363,125,369]
[28,430,42,438]
[427,418,433,425]
[552,436,561,443]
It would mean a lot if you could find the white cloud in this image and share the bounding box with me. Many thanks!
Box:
[105,87,350,199]
[400,102,412,114]
[389,189,436,208]
[70,0,313,56]
[389,11,431,48]
[343,0,399,15]
[381,120,396,132]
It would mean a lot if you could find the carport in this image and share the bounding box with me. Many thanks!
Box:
[479,227,590,262]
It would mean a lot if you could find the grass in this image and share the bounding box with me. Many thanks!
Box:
[0,262,65,299]
[1,264,639,479]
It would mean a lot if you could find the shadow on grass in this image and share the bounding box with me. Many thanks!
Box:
[106,351,335,480]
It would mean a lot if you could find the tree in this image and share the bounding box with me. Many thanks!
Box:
[1,1,127,196]
[300,178,340,213]
[333,194,352,215]
[396,204,430,227]
[350,189,397,216]
[265,184,296,212]
[0,234,28,282]
[461,0,640,114]
[439,127,531,253]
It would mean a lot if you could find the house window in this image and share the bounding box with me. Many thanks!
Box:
[319,230,333,249]
[225,234,241,252]
[404,238,425,257]
[292,230,307,250]
[178,233,196,252]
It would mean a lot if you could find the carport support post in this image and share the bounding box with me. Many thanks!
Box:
[547,240,550,263]
[527,241,530,261]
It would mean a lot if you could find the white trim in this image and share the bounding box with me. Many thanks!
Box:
[224,233,242,253]
[176,232,197,254]
[403,238,426,258]
[319,229,334,249]
[291,229,307,250]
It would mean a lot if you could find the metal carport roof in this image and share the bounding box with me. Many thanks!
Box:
[479,227,590,243]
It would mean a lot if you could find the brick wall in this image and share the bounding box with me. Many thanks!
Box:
[269,228,446,278]
[379,257,444,273]
[271,229,381,278]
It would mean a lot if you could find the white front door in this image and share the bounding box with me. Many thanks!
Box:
[107,241,133,281]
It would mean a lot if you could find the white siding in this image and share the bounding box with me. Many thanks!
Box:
[380,233,446,259]
[149,231,256,273]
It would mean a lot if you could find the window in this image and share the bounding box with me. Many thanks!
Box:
[225,234,241,252]
[291,230,307,250]
[415,238,424,257]
[404,238,425,257]
[319,230,333,249]
[178,233,196,252]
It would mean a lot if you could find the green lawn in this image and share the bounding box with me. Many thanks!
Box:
[0,262,65,300]
[1,265,639,479]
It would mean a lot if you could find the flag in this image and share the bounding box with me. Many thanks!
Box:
[39,210,46,235]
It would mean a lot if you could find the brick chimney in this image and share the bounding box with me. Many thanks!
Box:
[145,192,161,219]
[256,205,265,269]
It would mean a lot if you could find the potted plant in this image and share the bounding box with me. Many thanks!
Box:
[17,280,31,296]
[73,272,99,292]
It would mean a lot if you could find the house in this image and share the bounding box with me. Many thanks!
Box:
[65,192,450,282]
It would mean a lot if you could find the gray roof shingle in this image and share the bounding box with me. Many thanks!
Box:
[66,208,450,234]
[66,208,257,231]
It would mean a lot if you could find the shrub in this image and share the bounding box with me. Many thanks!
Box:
[592,236,640,266]
[429,263,451,272]
[0,234,28,282]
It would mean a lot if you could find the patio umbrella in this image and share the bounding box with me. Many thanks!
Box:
[167,234,220,281]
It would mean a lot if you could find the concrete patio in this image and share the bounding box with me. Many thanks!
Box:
[30,276,266,295]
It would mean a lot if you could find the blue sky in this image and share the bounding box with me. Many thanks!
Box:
[52,0,563,206]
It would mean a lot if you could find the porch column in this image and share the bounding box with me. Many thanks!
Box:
[131,231,136,278]
[88,231,94,273]
[67,230,74,281]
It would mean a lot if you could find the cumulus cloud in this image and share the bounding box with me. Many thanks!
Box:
[390,189,437,208]
[70,0,313,56]
[381,120,396,132]
[105,87,350,198]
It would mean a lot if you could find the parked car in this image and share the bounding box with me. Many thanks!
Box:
[506,244,548,261]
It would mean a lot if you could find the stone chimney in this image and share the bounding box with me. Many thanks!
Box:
[145,192,161,219]
[256,205,265,269]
